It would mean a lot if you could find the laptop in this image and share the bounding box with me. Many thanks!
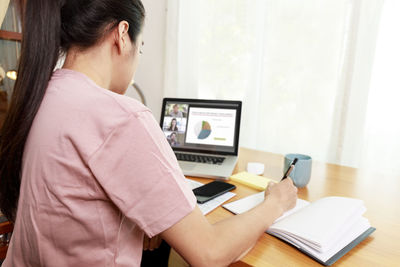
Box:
[160,98,242,179]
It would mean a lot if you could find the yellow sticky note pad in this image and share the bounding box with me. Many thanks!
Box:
[230,171,277,191]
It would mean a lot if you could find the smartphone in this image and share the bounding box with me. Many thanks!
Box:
[193,181,236,204]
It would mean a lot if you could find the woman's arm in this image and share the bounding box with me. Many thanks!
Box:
[161,178,297,267]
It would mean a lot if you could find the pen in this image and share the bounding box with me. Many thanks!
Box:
[282,158,298,180]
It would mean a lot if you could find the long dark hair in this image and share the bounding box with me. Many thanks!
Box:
[169,118,178,131]
[0,0,145,222]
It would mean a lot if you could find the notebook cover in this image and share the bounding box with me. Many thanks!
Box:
[271,227,376,266]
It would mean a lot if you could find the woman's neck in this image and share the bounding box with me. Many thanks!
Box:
[62,45,113,90]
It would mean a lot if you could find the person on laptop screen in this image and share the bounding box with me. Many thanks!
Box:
[168,118,179,131]
[169,103,183,118]
[168,132,181,146]
[0,1,297,266]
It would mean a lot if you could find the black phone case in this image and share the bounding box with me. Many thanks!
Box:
[193,181,236,204]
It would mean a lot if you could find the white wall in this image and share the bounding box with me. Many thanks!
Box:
[0,0,10,26]
[126,0,167,120]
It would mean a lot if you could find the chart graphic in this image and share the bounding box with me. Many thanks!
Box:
[186,107,236,146]
[194,121,212,140]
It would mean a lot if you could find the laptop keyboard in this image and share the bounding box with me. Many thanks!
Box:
[175,153,225,165]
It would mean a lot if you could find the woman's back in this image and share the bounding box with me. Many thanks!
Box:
[4,69,196,266]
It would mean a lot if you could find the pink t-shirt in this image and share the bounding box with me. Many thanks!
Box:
[3,69,196,266]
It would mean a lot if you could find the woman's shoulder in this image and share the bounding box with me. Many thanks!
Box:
[49,68,150,116]
[39,69,155,161]
[106,91,149,116]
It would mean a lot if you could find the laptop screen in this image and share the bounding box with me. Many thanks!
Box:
[160,98,242,155]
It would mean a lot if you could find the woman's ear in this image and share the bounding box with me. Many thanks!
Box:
[115,20,130,54]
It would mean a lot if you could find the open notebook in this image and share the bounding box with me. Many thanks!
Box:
[223,192,375,266]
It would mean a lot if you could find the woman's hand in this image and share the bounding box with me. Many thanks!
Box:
[143,234,163,251]
[264,178,298,215]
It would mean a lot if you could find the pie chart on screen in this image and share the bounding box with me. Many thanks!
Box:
[194,121,212,140]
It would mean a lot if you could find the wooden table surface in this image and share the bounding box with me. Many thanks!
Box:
[190,148,400,267]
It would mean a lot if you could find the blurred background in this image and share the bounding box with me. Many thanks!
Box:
[2,0,399,175]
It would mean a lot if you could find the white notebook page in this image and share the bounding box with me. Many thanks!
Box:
[269,197,365,248]
[222,191,310,222]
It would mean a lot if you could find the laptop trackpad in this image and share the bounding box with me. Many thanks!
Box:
[178,161,196,171]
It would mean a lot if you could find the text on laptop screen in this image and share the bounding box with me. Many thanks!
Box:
[161,99,241,154]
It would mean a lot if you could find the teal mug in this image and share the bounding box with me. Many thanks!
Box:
[283,154,312,188]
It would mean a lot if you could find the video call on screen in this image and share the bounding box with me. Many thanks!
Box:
[162,101,237,153]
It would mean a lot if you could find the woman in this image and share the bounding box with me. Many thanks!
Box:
[168,118,179,131]
[0,0,297,266]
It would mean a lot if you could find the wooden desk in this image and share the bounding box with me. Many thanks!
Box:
[190,148,400,267]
